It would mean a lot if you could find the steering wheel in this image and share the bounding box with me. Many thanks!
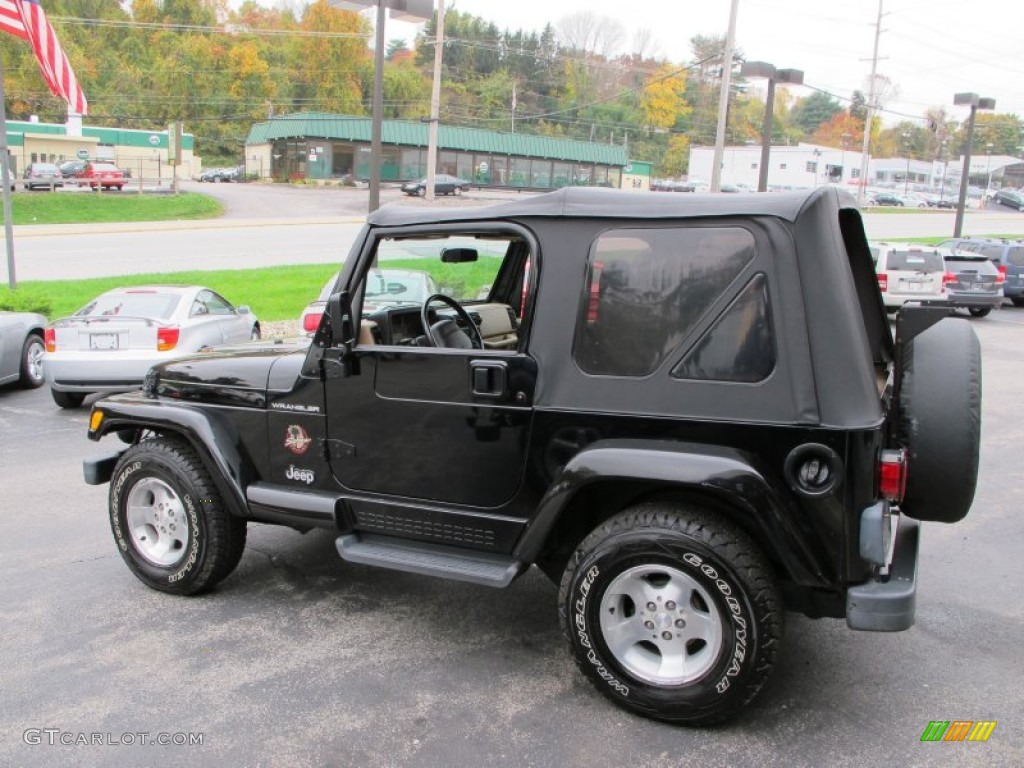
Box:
[421,294,483,349]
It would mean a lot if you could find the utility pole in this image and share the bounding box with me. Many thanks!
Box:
[710,0,739,193]
[424,0,444,202]
[857,0,884,208]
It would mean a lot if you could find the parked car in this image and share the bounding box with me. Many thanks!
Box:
[930,246,1004,317]
[300,268,439,335]
[22,162,63,190]
[79,162,125,191]
[0,311,47,390]
[870,191,926,207]
[992,189,1024,210]
[44,285,260,408]
[203,167,242,183]
[58,159,88,181]
[939,237,1024,307]
[869,243,947,312]
[924,194,956,209]
[400,174,470,196]
[85,187,982,726]
[198,167,226,182]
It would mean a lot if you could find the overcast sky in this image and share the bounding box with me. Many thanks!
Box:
[262,1,1022,127]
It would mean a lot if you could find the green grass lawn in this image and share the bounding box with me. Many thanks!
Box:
[6,191,222,225]
[4,257,504,321]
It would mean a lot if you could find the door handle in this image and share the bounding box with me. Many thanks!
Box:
[471,360,507,398]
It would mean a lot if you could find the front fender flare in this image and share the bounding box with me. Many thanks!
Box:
[86,394,254,519]
[514,440,830,588]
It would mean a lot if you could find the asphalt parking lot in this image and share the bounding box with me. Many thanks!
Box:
[0,309,1022,767]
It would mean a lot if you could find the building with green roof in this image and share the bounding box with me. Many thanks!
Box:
[244,112,629,189]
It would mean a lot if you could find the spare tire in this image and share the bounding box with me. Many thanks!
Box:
[897,318,981,523]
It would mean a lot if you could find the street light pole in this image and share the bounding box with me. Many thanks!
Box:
[710,0,739,193]
[902,131,911,195]
[952,92,995,238]
[985,142,994,200]
[740,61,804,192]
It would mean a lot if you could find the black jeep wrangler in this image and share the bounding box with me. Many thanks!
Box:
[84,187,981,725]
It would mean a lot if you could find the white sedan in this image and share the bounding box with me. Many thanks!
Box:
[44,285,260,408]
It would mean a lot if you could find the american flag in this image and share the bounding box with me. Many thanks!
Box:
[0,0,88,115]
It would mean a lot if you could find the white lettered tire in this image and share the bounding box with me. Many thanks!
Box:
[109,437,246,595]
[558,503,781,725]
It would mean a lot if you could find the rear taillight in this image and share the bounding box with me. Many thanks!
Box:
[302,312,323,333]
[44,327,55,352]
[876,273,887,292]
[879,448,908,503]
[996,265,1006,285]
[943,272,957,287]
[157,326,180,351]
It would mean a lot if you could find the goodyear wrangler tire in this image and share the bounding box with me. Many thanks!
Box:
[558,503,781,725]
[109,436,247,595]
[897,318,981,523]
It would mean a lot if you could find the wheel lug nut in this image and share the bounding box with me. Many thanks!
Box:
[661,631,673,641]
[646,602,657,611]
[675,619,686,628]
[665,600,676,611]
[644,621,655,630]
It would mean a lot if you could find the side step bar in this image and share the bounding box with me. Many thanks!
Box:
[336,533,525,588]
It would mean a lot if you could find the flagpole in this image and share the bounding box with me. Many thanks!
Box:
[0,55,17,290]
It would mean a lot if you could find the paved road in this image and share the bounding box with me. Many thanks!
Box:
[0,315,1021,767]
[5,185,1024,282]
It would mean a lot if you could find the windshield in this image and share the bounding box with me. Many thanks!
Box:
[364,271,431,306]
[77,291,182,320]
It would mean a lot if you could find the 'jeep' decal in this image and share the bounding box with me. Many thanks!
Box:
[286,465,315,484]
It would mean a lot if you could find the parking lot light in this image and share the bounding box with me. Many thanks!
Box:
[952,92,995,238]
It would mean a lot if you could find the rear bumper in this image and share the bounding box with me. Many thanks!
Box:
[946,292,1002,309]
[846,517,919,632]
[45,354,162,392]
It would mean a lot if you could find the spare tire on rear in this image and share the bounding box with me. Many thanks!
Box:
[897,318,981,523]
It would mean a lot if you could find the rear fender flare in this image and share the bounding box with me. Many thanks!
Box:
[91,401,253,519]
[515,440,829,587]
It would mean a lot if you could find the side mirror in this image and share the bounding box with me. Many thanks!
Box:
[441,247,478,263]
[323,290,359,378]
[236,305,251,315]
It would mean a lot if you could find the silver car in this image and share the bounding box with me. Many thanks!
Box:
[44,285,260,407]
[300,268,439,335]
[0,311,47,390]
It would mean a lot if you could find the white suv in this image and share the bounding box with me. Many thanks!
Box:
[870,243,948,312]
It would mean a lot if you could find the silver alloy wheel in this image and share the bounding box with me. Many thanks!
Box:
[126,477,191,567]
[25,338,45,384]
[599,564,724,686]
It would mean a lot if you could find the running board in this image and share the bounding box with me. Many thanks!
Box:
[336,533,524,588]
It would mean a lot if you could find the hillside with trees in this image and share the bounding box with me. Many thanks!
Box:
[1,0,1019,171]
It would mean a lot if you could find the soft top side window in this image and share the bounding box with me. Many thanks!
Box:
[573,226,756,377]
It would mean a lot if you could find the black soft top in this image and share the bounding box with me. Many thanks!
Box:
[368,186,858,227]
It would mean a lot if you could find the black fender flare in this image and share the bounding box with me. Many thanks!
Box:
[514,439,831,588]
[87,394,254,519]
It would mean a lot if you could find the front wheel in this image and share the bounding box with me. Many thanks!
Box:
[18,334,45,388]
[559,503,781,725]
[109,437,247,595]
[968,307,991,318]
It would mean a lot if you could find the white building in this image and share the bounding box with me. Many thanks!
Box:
[688,143,868,190]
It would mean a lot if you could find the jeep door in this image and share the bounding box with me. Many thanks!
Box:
[322,227,537,509]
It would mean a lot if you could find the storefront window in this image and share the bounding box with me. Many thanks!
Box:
[456,152,473,181]
[531,159,552,188]
[439,151,457,175]
[473,154,492,184]
[401,149,424,180]
[552,162,570,188]
[510,157,530,187]
[608,167,622,188]
[490,156,508,185]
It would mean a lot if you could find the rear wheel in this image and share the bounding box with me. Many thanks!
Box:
[967,307,991,318]
[559,502,781,725]
[18,334,45,388]
[109,436,247,595]
[51,389,86,408]
[1011,297,1024,307]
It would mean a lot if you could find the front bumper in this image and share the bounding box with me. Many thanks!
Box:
[846,517,919,631]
